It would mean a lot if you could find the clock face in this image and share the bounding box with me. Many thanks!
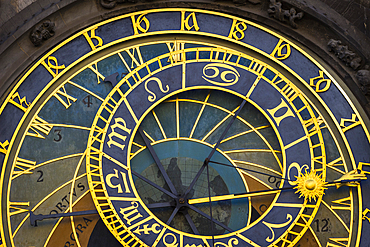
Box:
[0,8,370,247]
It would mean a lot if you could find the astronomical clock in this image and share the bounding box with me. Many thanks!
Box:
[0,8,370,247]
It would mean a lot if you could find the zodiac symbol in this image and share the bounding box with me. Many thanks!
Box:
[133,223,161,235]
[202,63,240,86]
[163,233,178,247]
[144,77,169,102]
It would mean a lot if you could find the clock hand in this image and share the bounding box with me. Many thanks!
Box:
[30,209,98,226]
[188,186,292,205]
[189,172,368,205]
[183,99,247,198]
[138,127,178,195]
[131,170,177,199]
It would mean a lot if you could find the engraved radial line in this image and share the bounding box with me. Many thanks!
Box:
[11,173,87,238]
[322,200,350,232]
[189,92,211,139]
[176,96,180,138]
[170,98,282,170]
[33,123,91,131]
[68,81,104,101]
[32,173,87,212]
[220,125,270,144]
[43,189,91,247]
[152,110,167,139]
[143,130,155,143]
[202,106,239,142]
[234,160,282,176]
[11,153,84,180]
[69,151,87,247]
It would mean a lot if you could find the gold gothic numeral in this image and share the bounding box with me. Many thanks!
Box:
[262,214,293,242]
[0,140,9,155]
[120,201,143,225]
[309,71,331,93]
[166,41,185,62]
[83,27,103,50]
[12,157,36,178]
[53,85,77,109]
[131,14,150,35]
[107,117,132,150]
[228,19,247,41]
[181,11,200,31]
[267,98,295,126]
[270,39,291,60]
[363,208,370,223]
[330,196,351,211]
[144,77,169,102]
[26,116,53,139]
[326,238,349,247]
[41,56,65,78]
[340,113,361,132]
[9,201,30,216]
[9,92,30,112]
[105,169,130,193]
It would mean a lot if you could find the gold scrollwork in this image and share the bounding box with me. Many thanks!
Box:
[145,77,170,102]
[287,162,309,185]
[215,238,239,247]
[202,63,240,86]
[263,214,293,242]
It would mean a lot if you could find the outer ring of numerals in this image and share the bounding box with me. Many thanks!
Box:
[86,46,326,247]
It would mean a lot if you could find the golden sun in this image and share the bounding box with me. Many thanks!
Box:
[294,170,327,202]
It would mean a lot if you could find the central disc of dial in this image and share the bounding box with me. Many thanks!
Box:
[130,139,250,235]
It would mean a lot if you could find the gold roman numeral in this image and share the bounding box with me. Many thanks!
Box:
[9,201,30,216]
[331,196,351,211]
[26,116,53,139]
[326,237,348,247]
[0,140,9,155]
[88,64,105,84]
[53,85,77,109]
[12,157,36,178]
[166,41,185,62]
